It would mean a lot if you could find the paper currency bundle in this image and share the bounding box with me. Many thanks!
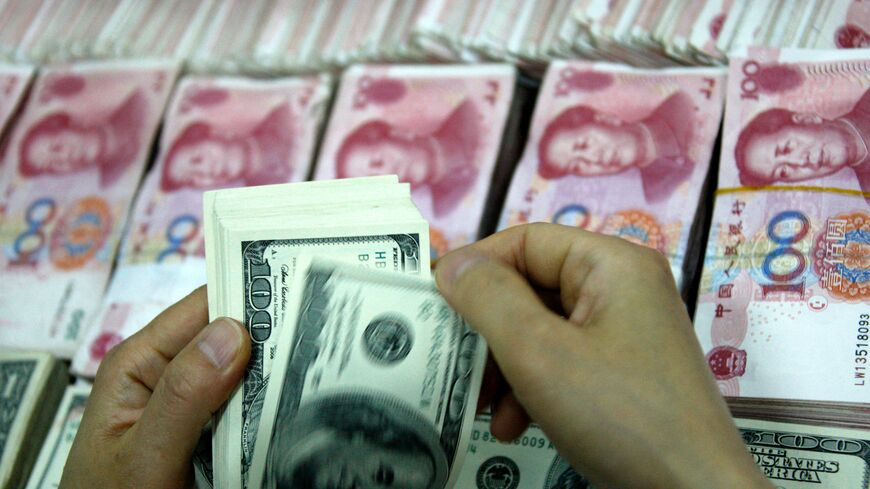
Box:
[248,258,486,489]
[205,176,450,487]
[314,64,518,257]
[25,384,90,489]
[0,60,177,358]
[459,414,870,488]
[500,60,726,289]
[694,48,870,426]
[71,74,333,378]
[0,351,67,489]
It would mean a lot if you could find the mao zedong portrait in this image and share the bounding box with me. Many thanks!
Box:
[264,391,448,489]
[19,91,147,188]
[536,91,696,204]
[335,100,481,217]
[159,104,295,191]
[734,89,870,198]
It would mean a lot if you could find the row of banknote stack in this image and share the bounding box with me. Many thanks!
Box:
[0,1,869,74]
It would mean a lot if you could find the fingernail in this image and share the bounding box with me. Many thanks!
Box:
[436,251,488,295]
[198,318,242,370]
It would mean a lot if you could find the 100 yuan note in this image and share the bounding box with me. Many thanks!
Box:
[25,385,90,489]
[224,224,430,487]
[314,64,516,256]
[0,60,177,357]
[696,49,870,402]
[499,61,725,288]
[250,259,486,489]
[71,74,332,377]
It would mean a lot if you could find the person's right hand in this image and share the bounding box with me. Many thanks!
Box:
[435,223,772,489]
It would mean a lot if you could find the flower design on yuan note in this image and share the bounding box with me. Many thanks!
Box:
[812,212,870,301]
[600,209,666,253]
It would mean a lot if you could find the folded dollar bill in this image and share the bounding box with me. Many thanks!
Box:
[249,257,486,489]
[205,176,431,488]
[0,351,67,489]
[25,384,90,489]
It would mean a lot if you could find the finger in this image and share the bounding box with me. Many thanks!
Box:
[438,223,621,319]
[109,286,211,391]
[491,391,531,441]
[435,249,566,368]
[131,317,250,476]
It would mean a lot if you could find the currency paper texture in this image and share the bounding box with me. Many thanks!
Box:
[500,60,726,288]
[249,259,486,489]
[0,60,177,357]
[696,48,870,404]
[71,74,332,377]
[314,64,516,256]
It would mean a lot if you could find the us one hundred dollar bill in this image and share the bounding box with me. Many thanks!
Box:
[205,176,431,488]
[458,415,870,489]
[249,258,487,489]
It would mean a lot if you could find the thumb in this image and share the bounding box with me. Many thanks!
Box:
[435,250,563,370]
[133,317,250,476]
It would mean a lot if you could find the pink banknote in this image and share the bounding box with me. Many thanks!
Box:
[0,60,178,358]
[500,61,726,288]
[814,0,870,49]
[72,74,332,376]
[695,48,870,404]
[314,64,515,257]
[0,64,33,184]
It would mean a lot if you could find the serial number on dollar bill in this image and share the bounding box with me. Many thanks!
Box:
[470,428,554,449]
[856,314,869,387]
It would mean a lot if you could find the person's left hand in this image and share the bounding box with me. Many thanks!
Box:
[61,286,250,489]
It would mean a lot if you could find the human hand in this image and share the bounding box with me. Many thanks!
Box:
[435,223,772,489]
[60,287,250,489]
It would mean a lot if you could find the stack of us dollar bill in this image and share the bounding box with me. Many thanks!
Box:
[0,351,67,489]
[24,384,90,489]
[205,176,487,488]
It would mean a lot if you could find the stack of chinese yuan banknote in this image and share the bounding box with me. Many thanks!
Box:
[0,351,67,489]
[2,1,870,74]
[0,60,179,358]
[70,73,333,377]
[499,60,725,289]
[694,48,870,429]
